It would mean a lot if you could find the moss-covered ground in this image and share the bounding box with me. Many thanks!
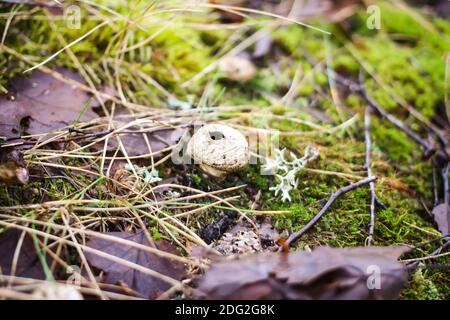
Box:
[0,1,448,299]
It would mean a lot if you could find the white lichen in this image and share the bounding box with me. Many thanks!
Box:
[166,190,181,199]
[124,164,162,184]
[262,145,319,202]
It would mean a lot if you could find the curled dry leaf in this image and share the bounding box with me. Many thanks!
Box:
[0,68,105,138]
[432,203,450,235]
[85,229,186,299]
[0,68,185,159]
[99,111,187,157]
[197,246,409,300]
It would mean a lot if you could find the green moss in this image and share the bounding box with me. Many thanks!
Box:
[250,69,278,92]
[343,3,448,120]
[186,173,203,188]
[270,104,288,115]
[1,0,449,299]
[239,165,270,191]
[272,26,305,54]
[402,269,443,300]
[354,2,450,51]
[350,37,444,119]
[332,54,360,74]
[371,118,415,163]
[151,226,163,240]
[297,83,314,96]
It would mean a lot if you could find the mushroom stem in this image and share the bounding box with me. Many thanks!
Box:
[200,164,227,180]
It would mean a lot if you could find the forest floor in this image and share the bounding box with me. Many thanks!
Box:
[0,0,449,300]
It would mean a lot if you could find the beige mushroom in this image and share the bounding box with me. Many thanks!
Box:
[32,283,83,300]
[187,124,249,179]
[218,55,256,83]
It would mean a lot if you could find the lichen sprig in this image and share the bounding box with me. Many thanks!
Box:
[263,146,319,202]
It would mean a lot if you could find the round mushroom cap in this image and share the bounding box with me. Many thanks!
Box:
[218,56,256,83]
[187,124,249,174]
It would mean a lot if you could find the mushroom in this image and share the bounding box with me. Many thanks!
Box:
[187,124,249,179]
[218,55,256,83]
[32,283,83,300]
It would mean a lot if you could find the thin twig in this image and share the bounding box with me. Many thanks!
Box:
[407,240,450,269]
[285,176,377,247]
[442,162,449,207]
[362,85,435,155]
[433,168,439,206]
[408,234,450,251]
[408,162,450,268]
[402,250,450,263]
[365,106,376,246]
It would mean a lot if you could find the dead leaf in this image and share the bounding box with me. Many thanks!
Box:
[92,109,187,157]
[432,203,450,235]
[109,127,185,157]
[0,68,104,138]
[197,246,409,300]
[85,229,186,299]
[0,228,55,280]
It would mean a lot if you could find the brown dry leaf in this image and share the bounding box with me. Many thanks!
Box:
[432,204,450,235]
[119,129,184,157]
[0,228,56,280]
[0,68,104,138]
[85,229,186,299]
[197,246,409,300]
[93,109,187,157]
